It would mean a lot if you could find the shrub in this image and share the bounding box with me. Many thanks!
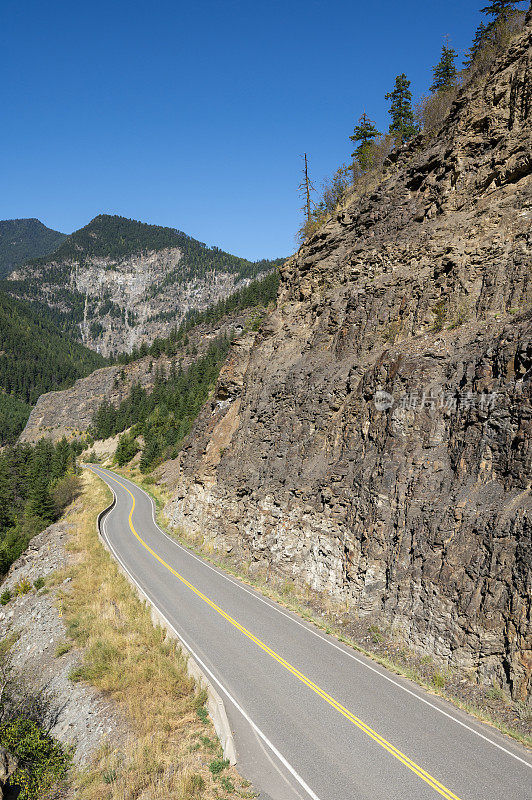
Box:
[33,577,45,590]
[464,15,525,83]
[13,578,32,597]
[415,89,457,135]
[448,303,468,329]
[209,758,229,776]
[369,624,384,644]
[220,775,235,792]
[0,590,11,605]
[487,682,508,702]
[52,474,82,514]
[432,671,446,689]
[298,137,394,243]
[102,766,117,784]
[0,716,72,800]
[431,300,447,332]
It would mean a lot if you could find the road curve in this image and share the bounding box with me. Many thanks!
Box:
[88,466,531,800]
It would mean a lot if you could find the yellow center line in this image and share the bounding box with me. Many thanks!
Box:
[101,469,463,800]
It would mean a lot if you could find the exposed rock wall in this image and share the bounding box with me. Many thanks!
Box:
[163,16,532,701]
[9,248,258,356]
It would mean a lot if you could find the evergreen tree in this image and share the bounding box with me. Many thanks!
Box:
[385,74,418,142]
[480,0,525,21]
[0,438,80,575]
[90,335,231,471]
[465,1,525,66]
[350,113,381,172]
[115,432,139,466]
[26,477,56,523]
[51,437,72,481]
[139,434,162,473]
[430,41,458,93]
[463,22,490,67]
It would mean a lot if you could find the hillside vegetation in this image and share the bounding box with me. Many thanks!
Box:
[0,437,82,575]
[122,268,279,361]
[0,218,66,279]
[299,3,527,241]
[16,214,279,281]
[91,335,231,471]
[0,291,106,443]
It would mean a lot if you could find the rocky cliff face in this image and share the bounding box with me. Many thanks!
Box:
[163,16,532,701]
[9,249,255,357]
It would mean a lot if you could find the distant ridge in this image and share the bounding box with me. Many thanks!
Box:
[23,214,274,278]
[3,213,281,356]
[0,218,66,278]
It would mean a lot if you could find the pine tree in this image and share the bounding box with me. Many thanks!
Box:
[26,475,56,523]
[463,22,489,67]
[480,0,525,21]
[430,41,458,93]
[350,113,381,172]
[464,2,525,68]
[51,437,72,481]
[385,74,418,142]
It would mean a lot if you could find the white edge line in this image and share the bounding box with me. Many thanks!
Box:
[95,467,532,771]
[94,467,323,800]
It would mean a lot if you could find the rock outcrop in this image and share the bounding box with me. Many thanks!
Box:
[9,249,254,357]
[19,311,252,443]
[0,748,18,799]
[163,15,532,701]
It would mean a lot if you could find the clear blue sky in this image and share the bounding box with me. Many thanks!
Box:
[3,0,486,259]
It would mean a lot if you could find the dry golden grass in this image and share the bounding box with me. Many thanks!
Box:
[61,470,253,799]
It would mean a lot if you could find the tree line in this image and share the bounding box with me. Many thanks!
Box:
[299,0,526,238]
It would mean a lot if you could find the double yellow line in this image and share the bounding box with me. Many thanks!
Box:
[103,470,463,800]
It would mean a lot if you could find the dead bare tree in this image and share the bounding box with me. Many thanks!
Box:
[299,153,315,223]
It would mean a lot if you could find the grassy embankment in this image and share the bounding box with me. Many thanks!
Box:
[58,469,253,799]
[116,464,532,750]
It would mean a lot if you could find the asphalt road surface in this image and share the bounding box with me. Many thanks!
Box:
[88,466,531,800]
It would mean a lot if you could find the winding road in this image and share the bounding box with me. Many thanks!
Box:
[89,465,531,800]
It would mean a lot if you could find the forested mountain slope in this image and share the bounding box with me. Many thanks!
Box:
[0,218,66,278]
[0,291,105,443]
[163,12,532,702]
[3,214,280,356]
[19,270,279,445]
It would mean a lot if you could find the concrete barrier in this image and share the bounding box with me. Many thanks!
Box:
[96,496,237,765]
